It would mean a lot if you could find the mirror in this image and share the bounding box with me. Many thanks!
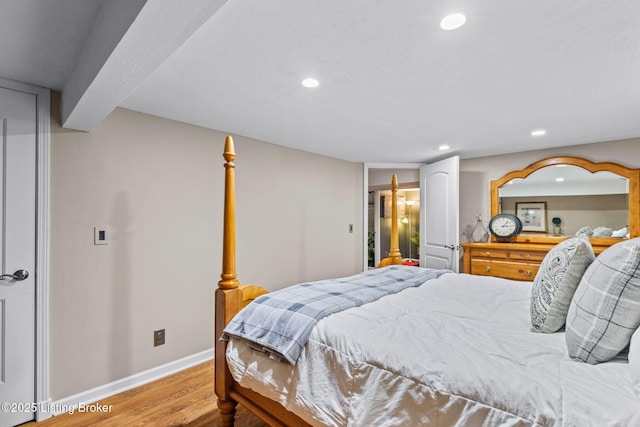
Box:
[500,167,628,236]
[490,156,640,245]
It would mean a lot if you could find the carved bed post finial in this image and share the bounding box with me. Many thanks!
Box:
[220,136,239,290]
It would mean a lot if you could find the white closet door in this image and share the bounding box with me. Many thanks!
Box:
[0,86,37,426]
[420,156,459,272]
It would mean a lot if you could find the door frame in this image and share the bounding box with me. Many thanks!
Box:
[363,162,423,270]
[0,77,51,421]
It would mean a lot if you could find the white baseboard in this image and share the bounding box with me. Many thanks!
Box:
[42,349,213,418]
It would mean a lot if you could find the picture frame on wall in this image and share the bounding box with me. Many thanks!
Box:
[516,201,548,232]
[381,193,406,218]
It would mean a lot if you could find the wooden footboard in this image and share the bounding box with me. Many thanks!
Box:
[214,136,402,426]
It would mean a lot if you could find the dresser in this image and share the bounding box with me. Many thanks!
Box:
[461,239,619,281]
[461,242,557,281]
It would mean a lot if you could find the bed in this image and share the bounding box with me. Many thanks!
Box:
[214,136,640,426]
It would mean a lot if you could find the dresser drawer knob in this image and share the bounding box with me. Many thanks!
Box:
[525,270,532,276]
[485,266,491,272]
[525,254,531,259]
[485,252,491,257]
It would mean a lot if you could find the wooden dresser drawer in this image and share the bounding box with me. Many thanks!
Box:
[470,260,539,281]
[508,251,547,262]
[461,242,559,281]
[469,248,508,259]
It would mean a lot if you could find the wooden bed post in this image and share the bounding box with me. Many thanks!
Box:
[378,174,403,267]
[215,136,242,426]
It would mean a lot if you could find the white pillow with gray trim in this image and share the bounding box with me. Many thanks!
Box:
[630,327,640,397]
[530,237,595,333]
[565,238,640,364]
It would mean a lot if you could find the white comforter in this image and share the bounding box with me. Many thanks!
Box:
[226,273,640,426]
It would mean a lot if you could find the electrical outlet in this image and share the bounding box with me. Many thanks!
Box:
[154,329,165,347]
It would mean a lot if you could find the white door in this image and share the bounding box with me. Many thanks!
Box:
[420,156,459,272]
[0,87,37,426]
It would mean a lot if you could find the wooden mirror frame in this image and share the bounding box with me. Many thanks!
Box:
[490,156,640,246]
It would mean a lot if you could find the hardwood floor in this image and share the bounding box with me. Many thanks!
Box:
[23,360,268,427]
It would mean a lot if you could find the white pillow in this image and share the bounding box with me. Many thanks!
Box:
[630,327,640,397]
[612,226,629,238]
[575,226,593,238]
[592,226,613,237]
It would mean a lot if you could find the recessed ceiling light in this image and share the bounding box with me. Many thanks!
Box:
[440,14,466,30]
[438,144,451,151]
[555,177,565,182]
[302,78,319,88]
[531,129,546,137]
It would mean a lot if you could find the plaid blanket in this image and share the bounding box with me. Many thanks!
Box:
[222,266,450,364]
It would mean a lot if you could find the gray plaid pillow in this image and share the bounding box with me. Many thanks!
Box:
[530,237,595,333]
[630,327,640,397]
[565,238,640,364]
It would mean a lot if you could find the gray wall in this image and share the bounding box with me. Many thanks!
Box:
[50,93,363,399]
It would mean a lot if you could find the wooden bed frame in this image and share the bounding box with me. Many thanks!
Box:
[214,136,402,426]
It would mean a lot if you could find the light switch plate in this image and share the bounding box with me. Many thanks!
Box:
[94,227,109,245]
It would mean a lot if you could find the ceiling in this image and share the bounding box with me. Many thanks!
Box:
[500,166,628,197]
[2,0,639,163]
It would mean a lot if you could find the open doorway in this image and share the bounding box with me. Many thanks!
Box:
[365,165,421,269]
[369,188,420,267]
[363,157,460,272]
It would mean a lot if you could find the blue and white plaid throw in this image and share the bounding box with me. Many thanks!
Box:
[222,266,450,364]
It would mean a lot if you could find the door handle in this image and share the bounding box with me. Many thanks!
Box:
[0,269,29,281]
